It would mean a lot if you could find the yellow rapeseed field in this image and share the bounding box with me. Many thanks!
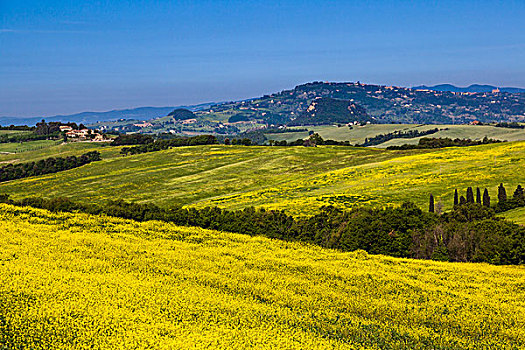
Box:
[1,204,524,349]
[194,141,525,215]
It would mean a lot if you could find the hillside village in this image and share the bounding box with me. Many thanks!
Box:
[87,82,525,135]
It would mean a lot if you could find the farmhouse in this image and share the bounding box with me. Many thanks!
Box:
[59,125,73,132]
[64,128,107,142]
[66,129,90,139]
[133,122,153,128]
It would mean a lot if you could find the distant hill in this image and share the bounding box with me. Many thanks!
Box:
[167,108,196,120]
[197,82,525,125]
[289,98,370,126]
[0,103,216,127]
[413,84,525,94]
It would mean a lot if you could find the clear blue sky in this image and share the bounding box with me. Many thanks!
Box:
[1,0,524,117]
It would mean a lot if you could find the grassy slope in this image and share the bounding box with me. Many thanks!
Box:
[192,142,525,215]
[379,125,525,147]
[0,139,61,154]
[0,145,412,206]
[0,204,523,349]
[0,130,32,136]
[0,142,119,165]
[265,124,525,146]
[499,207,525,225]
[0,142,523,216]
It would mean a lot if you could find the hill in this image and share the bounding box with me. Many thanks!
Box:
[288,98,370,126]
[413,84,525,94]
[167,108,196,120]
[190,82,525,126]
[83,82,525,135]
[0,141,523,217]
[0,204,523,349]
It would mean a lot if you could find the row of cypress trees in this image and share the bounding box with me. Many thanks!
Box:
[429,183,525,213]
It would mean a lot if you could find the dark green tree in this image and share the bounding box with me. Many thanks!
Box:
[498,183,507,203]
[476,187,481,204]
[454,189,459,206]
[429,194,435,213]
[466,187,474,203]
[459,196,467,205]
[514,184,525,204]
[482,188,490,207]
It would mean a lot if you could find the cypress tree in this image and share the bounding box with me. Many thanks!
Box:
[454,189,459,206]
[429,194,435,213]
[483,188,490,207]
[498,183,507,203]
[459,196,467,205]
[466,187,474,203]
[476,187,481,204]
[514,184,525,204]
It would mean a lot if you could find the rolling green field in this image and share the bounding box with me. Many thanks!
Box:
[0,141,523,218]
[0,139,62,154]
[1,204,524,349]
[0,130,32,135]
[499,207,525,225]
[0,141,119,165]
[265,124,525,146]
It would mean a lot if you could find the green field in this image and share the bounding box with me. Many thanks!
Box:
[1,204,523,349]
[0,141,119,165]
[0,141,523,218]
[0,139,62,154]
[499,207,525,225]
[265,124,525,147]
[0,130,32,135]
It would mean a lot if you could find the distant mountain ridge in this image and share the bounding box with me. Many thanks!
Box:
[413,84,525,93]
[0,103,216,126]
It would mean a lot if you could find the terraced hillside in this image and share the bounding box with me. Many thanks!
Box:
[0,141,523,216]
[0,204,523,349]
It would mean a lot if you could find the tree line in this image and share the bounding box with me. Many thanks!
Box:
[0,151,101,182]
[429,183,525,213]
[111,133,154,146]
[34,120,86,135]
[1,194,523,265]
[495,122,524,129]
[359,128,441,147]
[0,125,34,131]
[0,132,60,144]
[120,135,217,155]
[386,137,502,150]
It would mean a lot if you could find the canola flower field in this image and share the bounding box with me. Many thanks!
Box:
[0,203,524,349]
[0,141,523,217]
[194,141,525,215]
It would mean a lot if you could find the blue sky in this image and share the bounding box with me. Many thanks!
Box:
[1,0,524,117]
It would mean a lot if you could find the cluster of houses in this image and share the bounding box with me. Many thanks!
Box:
[59,126,107,142]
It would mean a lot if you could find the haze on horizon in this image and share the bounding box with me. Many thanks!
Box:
[1,0,524,118]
